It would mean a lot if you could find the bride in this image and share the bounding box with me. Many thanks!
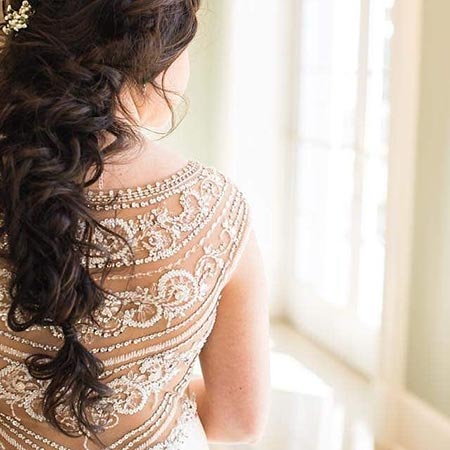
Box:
[0,0,271,449]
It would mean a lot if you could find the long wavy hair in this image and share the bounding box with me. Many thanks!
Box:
[0,0,200,446]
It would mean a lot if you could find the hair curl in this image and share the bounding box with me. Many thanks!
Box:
[0,0,200,446]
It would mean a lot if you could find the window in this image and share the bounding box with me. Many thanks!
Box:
[287,0,395,376]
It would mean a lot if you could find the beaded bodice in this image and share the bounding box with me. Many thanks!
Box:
[0,159,252,450]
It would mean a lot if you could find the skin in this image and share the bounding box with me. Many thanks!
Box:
[101,48,272,445]
[189,231,271,444]
[91,49,192,187]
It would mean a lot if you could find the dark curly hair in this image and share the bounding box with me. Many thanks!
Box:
[0,0,200,446]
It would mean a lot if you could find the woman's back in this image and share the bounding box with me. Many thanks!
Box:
[0,154,252,449]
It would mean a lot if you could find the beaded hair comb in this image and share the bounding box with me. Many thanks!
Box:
[1,0,34,35]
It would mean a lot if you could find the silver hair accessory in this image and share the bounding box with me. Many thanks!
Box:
[2,0,34,35]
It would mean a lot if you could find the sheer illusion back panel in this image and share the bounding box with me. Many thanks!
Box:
[0,160,252,449]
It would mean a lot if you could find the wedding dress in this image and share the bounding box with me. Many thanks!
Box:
[0,159,251,449]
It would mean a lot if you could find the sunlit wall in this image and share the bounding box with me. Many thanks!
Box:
[406,0,450,418]
[164,0,287,319]
[163,1,229,164]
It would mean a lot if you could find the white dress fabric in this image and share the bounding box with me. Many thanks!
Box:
[0,159,252,449]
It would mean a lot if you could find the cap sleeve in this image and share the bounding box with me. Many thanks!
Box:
[216,175,253,289]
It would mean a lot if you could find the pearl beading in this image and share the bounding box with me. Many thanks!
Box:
[0,161,252,450]
[0,293,217,378]
[89,185,237,281]
[131,396,198,450]
[0,394,174,450]
[85,160,202,211]
[0,427,29,450]
[107,367,198,450]
[0,299,216,380]
[0,359,199,450]
[107,394,176,450]
[0,188,246,358]
[82,172,229,269]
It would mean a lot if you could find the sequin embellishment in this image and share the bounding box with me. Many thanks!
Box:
[0,160,252,449]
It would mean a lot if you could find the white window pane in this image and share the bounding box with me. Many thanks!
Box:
[294,0,394,329]
[298,0,361,148]
[295,144,354,307]
[357,154,387,327]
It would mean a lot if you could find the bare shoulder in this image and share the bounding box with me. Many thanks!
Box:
[146,140,190,171]
[101,137,190,189]
[137,139,190,177]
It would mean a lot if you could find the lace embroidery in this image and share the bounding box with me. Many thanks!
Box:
[0,394,198,450]
[0,294,217,426]
[0,187,246,345]
[0,161,252,449]
[85,160,202,210]
[131,395,198,450]
[80,166,228,268]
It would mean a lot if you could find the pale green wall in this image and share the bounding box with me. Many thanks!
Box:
[163,1,228,165]
[406,0,450,417]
